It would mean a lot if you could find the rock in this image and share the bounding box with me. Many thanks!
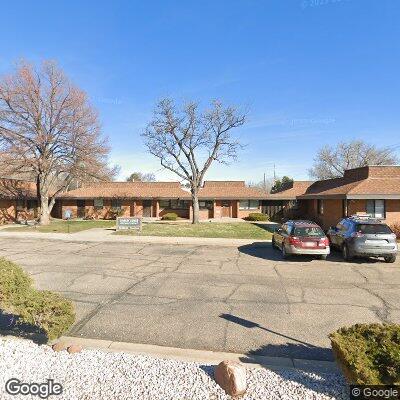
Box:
[214,360,247,397]
[67,344,82,354]
[51,342,67,352]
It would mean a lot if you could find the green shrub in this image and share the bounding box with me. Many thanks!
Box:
[162,213,178,221]
[0,258,32,308]
[245,213,269,222]
[330,323,400,384]
[0,257,75,341]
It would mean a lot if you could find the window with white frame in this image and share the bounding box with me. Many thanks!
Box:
[239,200,259,210]
[366,199,385,218]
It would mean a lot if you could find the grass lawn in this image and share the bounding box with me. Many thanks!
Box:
[3,219,116,233]
[116,222,274,240]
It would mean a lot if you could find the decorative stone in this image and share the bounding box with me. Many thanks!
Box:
[51,342,66,352]
[67,345,82,354]
[214,360,247,397]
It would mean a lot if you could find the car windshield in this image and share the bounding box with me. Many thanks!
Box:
[356,224,392,234]
[293,226,324,237]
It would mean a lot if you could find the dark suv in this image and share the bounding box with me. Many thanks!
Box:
[327,216,398,263]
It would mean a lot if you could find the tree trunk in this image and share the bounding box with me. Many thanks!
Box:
[39,194,51,225]
[191,192,200,224]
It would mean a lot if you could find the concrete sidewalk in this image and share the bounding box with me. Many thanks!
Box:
[0,228,271,246]
[55,336,338,374]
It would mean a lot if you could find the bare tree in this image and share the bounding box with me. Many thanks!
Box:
[309,140,399,180]
[126,171,156,182]
[248,177,274,193]
[143,98,246,223]
[0,60,116,224]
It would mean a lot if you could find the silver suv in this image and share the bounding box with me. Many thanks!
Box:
[327,216,398,263]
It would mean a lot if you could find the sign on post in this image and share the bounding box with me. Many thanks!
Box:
[116,217,142,232]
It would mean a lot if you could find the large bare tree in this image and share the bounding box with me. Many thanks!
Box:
[309,140,399,180]
[143,98,246,223]
[0,61,116,224]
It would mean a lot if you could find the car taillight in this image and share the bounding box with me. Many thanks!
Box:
[288,236,301,245]
[319,237,329,246]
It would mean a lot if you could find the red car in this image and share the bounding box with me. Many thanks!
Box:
[272,220,330,260]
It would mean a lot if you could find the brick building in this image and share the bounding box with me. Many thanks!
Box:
[52,180,266,220]
[0,178,38,223]
[296,166,400,229]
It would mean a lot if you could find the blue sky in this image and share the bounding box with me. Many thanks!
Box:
[1,0,399,182]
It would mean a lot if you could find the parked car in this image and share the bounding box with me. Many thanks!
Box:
[327,216,398,263]
[272,220,330,260]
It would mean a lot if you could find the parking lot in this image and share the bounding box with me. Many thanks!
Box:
[1,236,399,361]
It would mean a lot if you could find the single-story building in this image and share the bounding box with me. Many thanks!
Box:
[261,181,313,221]
[296,166,400,229]
[52,180,267,220]
[0,178,38,223]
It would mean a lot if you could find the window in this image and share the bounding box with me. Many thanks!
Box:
[16,199,25,211]
[94,199,104,210]
[293,226,324,237]
[366,200,385,218]
[27,199,38,211]
[159,200,190,209]
[239,200,259,210]
[317,199,324,215]
[111,199,122,210]
[356,224,392,235]
[159,200,170,208]
[199,200,213,210]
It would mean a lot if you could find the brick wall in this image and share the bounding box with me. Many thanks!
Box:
[0,199,16,223]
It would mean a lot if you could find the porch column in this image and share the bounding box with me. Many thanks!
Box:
[154,200,159,218]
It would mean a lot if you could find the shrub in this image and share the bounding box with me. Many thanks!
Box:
[245,213,269,222]
[330,323,400,385]
[18,290,75,340]
[0,257,75,341]
[162,213,178,221]
[390,222,400,240]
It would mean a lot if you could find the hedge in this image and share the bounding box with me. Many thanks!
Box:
[0,258,75,340]
[330,323,400,385]
[244,213,269,222]
[161,213,178,221]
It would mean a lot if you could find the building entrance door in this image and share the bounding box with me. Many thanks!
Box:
[221,200,230,217]
[143,200,152,217]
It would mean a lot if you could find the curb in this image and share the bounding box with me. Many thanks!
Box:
[55,336,338,374]
[0,230,272,247]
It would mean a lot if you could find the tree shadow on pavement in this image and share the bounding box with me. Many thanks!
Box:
[220,313,333,361]
[0,310,47,344]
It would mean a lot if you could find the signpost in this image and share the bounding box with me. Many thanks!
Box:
[116,217,142,232]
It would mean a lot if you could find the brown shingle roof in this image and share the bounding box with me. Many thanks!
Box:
[198,181,266,199]
[60,180,269,200]
[268,181,314,200]
[0,179,37,199]
[60,181,190,199]
[298,166,400,199]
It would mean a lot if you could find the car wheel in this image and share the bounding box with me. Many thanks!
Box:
[282,243,289,259]
[384,255,396,263]
[342,244,353,261]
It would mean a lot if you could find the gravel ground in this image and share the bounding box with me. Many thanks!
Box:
[0,338,348,400]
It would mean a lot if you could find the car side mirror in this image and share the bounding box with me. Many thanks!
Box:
[276,228,282,234]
